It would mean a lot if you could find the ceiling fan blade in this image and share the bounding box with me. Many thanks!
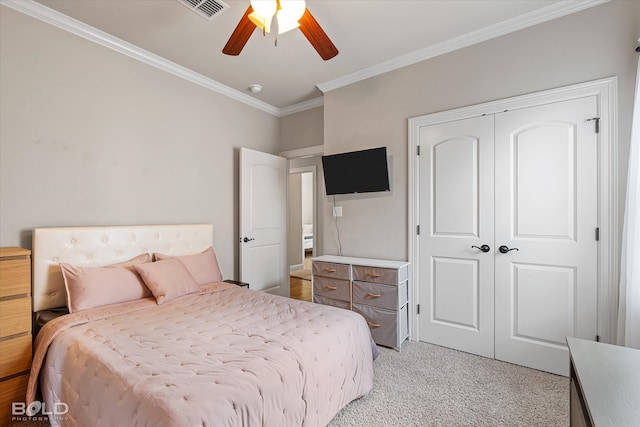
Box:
[298,9,338,61]
[222,6,256,56]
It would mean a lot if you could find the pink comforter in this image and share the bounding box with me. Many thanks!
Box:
[29,283,374,426]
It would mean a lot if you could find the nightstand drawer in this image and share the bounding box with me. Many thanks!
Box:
[353,265,400,285]
[313,276,350,302]
[0,258,30,298]
[312,261,350,280]
[313,295,350,310]
[0,334,32,378]
[352,280,407,310]
[0,297,31,338]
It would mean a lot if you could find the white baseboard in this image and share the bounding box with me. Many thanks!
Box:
[290,264,304,272]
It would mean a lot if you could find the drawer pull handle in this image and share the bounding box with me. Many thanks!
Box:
[325,286,338,290]
[366,273,381,277]
[367,321,381,328]
[324,268,337,273]
[366,292,382,297]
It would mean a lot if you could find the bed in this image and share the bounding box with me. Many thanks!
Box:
[303,223,313,252]
[27,224,374,426]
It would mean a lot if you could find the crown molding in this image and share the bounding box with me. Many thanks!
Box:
[279,97,324,117]
[317,0,610,94]
[0,0,282,117]
[3,0,608,115]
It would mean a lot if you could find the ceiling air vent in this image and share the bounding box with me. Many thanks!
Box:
[177,0,230,21]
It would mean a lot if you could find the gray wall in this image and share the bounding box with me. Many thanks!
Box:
[2,1,638,279]
[0,7,281,279]
[280,107,323,152]
[321,0,639,261]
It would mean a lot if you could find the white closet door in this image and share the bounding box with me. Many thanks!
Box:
[494,96,599,375]
[418,115,495,358]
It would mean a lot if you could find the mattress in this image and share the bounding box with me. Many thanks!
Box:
[30,282,374,426]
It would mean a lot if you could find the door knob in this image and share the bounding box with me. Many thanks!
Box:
[471,244,491,253]
[242,237,255,243]
[498,245,519,254]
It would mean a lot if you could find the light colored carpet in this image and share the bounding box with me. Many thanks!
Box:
[329,341,569,427]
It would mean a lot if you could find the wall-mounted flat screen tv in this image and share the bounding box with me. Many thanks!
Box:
[321,147,390,195]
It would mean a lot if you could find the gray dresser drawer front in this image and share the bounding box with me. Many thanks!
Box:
[312,261,350,280]
[353,303,398,348]
[352,265,398,285]
[313,276,350,301]
[352,281,399,310]
[313,295,350,310]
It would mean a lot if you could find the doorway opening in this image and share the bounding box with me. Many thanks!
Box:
[288,164,318,302]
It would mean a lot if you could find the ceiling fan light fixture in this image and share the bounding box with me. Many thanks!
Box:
[248,11,272,33]
[249,0,276,18]
[276,0,305,34]
[223,1,337,60]
[249,0,276,32]
[248,0,305,35]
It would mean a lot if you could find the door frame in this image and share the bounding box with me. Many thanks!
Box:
[408,77,618,344]
[280,145,324,287]
[289,165,318,264]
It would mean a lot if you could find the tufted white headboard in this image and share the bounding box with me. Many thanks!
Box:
[32,224,214,312]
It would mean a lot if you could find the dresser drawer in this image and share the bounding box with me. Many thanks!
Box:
[313,276,350,302]
[312,261,350,280]
[313,294,350,310]
[353,303,408,349]
[0,297,31,338]
[0,373,28,426]
[352,280,407,310]
[353,265,400,285]
[0,258,30,298]
[0,334,32,378]
[353,303,398,348]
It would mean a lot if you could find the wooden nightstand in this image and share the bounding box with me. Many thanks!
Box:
[0,247,32,426]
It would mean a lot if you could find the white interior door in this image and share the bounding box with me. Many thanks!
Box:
[240,147,288,296]
[494,97,599,375]
[418,115,495,358]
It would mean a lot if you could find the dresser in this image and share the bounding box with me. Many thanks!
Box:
[567,337,640,427]
[312,255,410,350]
[0,247,32,426]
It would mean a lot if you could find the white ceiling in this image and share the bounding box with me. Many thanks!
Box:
[11,0,606,114]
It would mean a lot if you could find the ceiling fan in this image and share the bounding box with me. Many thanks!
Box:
[222,0,338,60]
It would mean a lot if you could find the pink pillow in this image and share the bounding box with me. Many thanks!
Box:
[154,247,223,286]
[134,259,199,304]
[61,253,152,313]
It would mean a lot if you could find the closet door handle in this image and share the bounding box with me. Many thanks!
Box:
[471,244,491,253]
[498,245,519,254]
